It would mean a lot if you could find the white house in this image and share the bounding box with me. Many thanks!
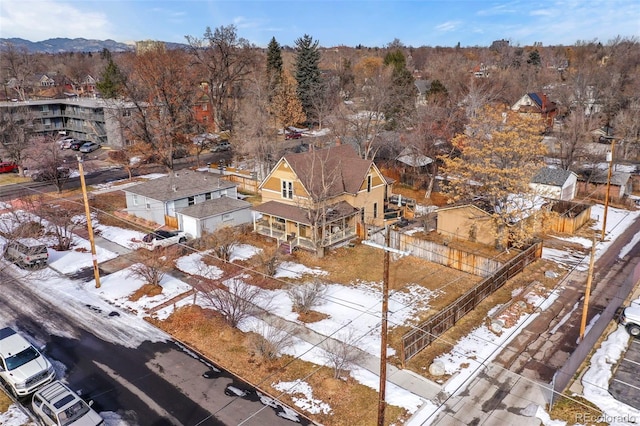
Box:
[124,170,252,236]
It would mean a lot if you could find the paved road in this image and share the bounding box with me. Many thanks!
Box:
[0,267,312,426]
[427,213,640,425]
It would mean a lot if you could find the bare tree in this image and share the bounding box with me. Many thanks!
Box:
[321,331,365,379]
[0,43,42,101]
[36,199,85,251]
[23,136,74,193]
[106,142,149,180]
[247,319,294,360]
[0,104,34,175]
[202,278,265,327]
[186,25,256,132]
[555,110,594,170]
[127,249,176,287]
[120,46,199,170]
[251,246,282,277]
[202,226,240,262]
[287,278,327,314]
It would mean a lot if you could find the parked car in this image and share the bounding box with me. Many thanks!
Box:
[285,130,302,140]
[31,167,71,182]
[0,327,56,398]
[79,142,100,153]
[4,238,49,269]
[0,162,19,173]
[69,140,85,151]
[138,230,188,250]
[210,141,231,152]
[620,305,640,336]
[32,380,104,426]
[57,137,75,150]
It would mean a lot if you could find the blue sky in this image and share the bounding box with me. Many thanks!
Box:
[1,0,638,48]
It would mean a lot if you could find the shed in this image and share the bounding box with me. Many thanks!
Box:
[529,167,578,201]
[176,196,252,238]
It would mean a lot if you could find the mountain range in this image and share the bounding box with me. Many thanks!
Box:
[0,37,185,53]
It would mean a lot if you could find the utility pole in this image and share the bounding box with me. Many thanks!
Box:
[361,228,410,426]
[601,138,615,241]
[77,155,101,288]
[377,225,390,426]
[579,234,596,340]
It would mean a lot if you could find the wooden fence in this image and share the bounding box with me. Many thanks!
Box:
[545,201,592,234]
[401,240,543,363]
[370,228,504,277]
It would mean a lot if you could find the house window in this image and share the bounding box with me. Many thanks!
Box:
[222,213,232,221]
[205,193,212,200]
[367,175,372,192]
[132,194,139,205]
[361,208,365,223]
[373,202,378,218]
[282,180,293,199]
[188,196,195,206]
[146,201,151,210]
[122,109,131,117]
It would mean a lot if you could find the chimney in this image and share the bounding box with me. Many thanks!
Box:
[541,93,548,112]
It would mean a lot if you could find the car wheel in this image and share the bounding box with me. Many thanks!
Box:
[627,324,640,337]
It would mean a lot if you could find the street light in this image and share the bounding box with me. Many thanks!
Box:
[601,138,615,241]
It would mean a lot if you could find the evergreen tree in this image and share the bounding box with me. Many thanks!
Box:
[96,52,124,99]
[266,37,283,96]
[382,49,416,129]
[527,49,542,66]
[294,34,321,121]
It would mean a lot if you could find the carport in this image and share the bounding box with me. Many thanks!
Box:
[610,337,640,409]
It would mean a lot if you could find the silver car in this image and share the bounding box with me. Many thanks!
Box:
[32,380,104,425]
[79,142,100,153]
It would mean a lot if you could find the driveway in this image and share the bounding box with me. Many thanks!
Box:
[610,336,640,409]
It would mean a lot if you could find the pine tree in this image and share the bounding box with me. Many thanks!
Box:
[294,34,321,121]
[382,49,416,129]
[96,53,124,99]
[266,37,283,97]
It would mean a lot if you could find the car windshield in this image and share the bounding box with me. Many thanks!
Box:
[5,346,40,370]
[58,401,90,426]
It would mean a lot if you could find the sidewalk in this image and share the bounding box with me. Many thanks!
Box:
[89,233,444,402]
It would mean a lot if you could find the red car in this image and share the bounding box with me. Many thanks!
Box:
[285,131,303,140]
[0,162,18,173]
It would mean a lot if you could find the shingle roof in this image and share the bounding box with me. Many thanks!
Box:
[531,167,575,186]
[176,196,251,219]
[255,200,358,225]
[283,144,373,198]
[124,170,236,202]
[583,171,631,186]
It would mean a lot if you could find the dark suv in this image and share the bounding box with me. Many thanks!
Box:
[69,140,85,150]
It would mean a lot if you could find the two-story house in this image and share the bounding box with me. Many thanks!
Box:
[254,143,390,256]
[511,92,558,130]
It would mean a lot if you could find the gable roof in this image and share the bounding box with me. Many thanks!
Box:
[125,170,236,202]
[582,171,631,186]
[531,167,576,186]
[282,144,377,198]
[176,196,251,219]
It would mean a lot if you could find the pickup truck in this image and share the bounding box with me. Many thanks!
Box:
[620,305,640,337]
[138,230,188,250]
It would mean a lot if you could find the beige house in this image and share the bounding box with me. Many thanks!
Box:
[254,144,390,255]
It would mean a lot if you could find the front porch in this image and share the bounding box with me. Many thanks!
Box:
[253,200,360,255]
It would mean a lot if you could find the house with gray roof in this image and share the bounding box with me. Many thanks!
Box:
[123,170,252,236]
[529,167,578,201]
